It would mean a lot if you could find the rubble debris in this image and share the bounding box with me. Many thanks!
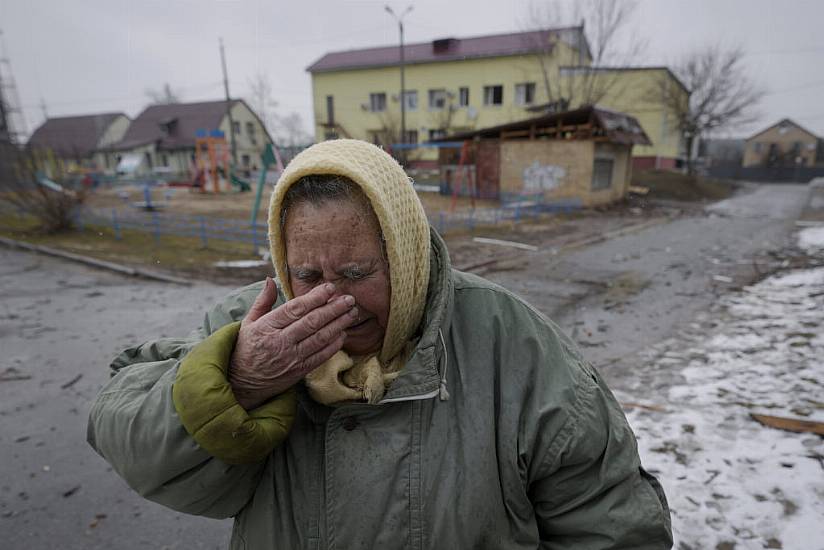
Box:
[0,367,31,382]
[60,374,83,389]
[472,237,538,251]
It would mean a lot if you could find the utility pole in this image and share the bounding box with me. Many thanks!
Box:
[40,97,48,120]
[385,5,413,163]
[219,37,238,168]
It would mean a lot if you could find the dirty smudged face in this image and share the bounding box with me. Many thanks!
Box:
[284,200,390,356]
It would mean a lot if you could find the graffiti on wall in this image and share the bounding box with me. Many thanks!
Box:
[522,161,567,191]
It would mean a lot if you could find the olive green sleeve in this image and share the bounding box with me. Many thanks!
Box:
[172,321,297,465]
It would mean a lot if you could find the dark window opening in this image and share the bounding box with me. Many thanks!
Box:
[483,85,503,106]
[592,158,614,190]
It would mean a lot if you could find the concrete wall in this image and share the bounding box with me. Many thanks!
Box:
[594,142,633,204]
[498,140,631,206]
[499,140,593,203]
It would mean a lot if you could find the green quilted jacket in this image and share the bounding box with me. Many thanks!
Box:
[87,232,672,549]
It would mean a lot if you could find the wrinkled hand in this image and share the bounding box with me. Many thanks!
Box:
[229,278,357,410]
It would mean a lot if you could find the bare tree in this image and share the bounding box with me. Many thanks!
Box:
[522,0,645,109]
[0,143,86,233]
[245,74,312,147]
[658,46,763,174]
[247,73,278,137]
[145,83,181,105]
[274,112,312,146]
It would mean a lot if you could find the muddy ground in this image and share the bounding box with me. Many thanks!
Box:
[0,182,816,549]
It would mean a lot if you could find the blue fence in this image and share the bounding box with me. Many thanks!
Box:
[429,196,582,235]
[75,207,271,252]
[3,196,582,252]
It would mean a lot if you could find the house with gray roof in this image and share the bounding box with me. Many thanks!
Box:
[105,99,272,178]
[27,112,130,172]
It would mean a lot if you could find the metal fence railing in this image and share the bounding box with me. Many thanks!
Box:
[3,195,582,252]
[76,207,270,251]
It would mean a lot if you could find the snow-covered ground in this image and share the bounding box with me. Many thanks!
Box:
[620,228,824,550]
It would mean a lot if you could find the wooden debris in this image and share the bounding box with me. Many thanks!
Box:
[60,374,83,389]
[750,413,824,436]
[0,368,31,382]
[472,237,538,251]
[628,185,650,195]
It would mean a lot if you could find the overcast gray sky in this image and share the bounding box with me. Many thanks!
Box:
[1,0,823,140]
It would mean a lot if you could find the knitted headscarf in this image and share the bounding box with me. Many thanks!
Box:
[268,139,431,405]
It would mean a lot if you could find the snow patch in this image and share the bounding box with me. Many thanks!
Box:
[622,266,824,549]
[798,226,824,252]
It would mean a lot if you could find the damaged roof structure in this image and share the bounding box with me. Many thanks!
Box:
[436,106,651,207]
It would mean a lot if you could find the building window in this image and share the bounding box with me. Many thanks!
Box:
[246,121,257,144]
[161,154,169,167]
[402,130,418,144]
[458,87,469,107]
[753,143,762,153]
[428,89,447,110]
[326,95,335,125]
[369,92,387,112]
[483,85,503,106]
[428,128,447,141]
[242,154,251,167]
[402,90,418,111]
[592,158,614,190]
[515,83,536,105]
[232,121,241,135]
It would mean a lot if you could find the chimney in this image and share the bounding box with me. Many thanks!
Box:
[432,38,457,54]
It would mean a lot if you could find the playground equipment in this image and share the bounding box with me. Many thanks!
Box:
[193,129,231,193]
[250,143,284,226]
[36,175,76,197]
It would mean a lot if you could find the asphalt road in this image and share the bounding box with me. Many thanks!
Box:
[0,254,234,549]
[485,183,811,390]
[0,182,812,549]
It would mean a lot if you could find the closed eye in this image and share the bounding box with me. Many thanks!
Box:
[341,265,371,281]
[290,266,322,283]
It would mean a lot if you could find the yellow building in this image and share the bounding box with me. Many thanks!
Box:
[308,28,689,170]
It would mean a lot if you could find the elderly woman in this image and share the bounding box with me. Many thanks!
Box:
[88,140,672,549]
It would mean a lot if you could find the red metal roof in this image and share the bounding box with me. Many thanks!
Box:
[307,28,587,73]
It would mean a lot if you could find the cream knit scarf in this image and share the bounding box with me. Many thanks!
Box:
[268,140,431,405]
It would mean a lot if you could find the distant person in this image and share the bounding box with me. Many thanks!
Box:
[88,140,672,549]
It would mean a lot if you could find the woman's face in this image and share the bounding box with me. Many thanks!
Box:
[284,199,390,356]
